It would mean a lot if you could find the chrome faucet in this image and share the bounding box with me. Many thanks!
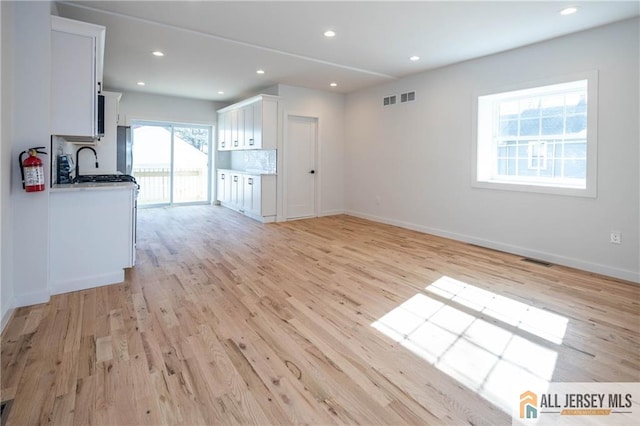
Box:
[75,146,99,180]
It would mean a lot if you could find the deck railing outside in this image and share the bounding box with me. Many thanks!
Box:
[134,167,208,205]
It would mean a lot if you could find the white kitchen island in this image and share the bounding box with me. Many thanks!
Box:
[49,182,137,295]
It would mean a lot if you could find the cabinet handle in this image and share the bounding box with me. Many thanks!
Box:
[221,141,225,148]
[221,174,225,179]
[248,178,253,185]
[233,176,238,182]
[233,140,238,147]
[249,139,254,145]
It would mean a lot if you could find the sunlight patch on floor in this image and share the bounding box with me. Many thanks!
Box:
[426,275,568,344]
[371,276,567,413]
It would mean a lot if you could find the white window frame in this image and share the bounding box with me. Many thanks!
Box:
[472,71,598,198]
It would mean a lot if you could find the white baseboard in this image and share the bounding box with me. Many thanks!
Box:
[49,271,125,296]
[1,300,15,334]
[345,209,639,284]
[13,289,51,308]
[319,209,345,217]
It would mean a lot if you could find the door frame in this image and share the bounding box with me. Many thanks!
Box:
[131,119,213,207]
[282,114,320,220]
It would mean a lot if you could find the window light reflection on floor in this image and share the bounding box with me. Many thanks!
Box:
[371,276,568,414]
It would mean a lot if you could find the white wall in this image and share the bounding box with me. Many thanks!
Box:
[8,1,52,308]
[116,90,222,126]
[0,0,15,331]
[277,84,345,217]
[345,19,640,282]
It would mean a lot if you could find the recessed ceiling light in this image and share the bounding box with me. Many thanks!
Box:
[324,30,336,38]
[256,69,265,75]
[218,91,225,95]
[137,81,145,86]
[152,51,164,57]
[409,55,420,61]
[330,82,337,87]
[560,7,578,15]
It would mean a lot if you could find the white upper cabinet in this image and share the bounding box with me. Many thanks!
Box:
[50,16,105,138]
[243,103,254,147]
[216,95,278,151]
[217,112,230,150]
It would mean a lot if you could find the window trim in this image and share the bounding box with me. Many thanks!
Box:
[472,71,598,198]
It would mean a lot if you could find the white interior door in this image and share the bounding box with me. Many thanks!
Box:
[286,116,317,219]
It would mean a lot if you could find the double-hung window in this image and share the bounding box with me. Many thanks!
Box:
[473,72,598,197]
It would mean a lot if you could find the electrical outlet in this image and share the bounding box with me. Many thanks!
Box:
[610,231,621,244]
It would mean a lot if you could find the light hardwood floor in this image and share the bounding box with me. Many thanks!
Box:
[1,206,639,425]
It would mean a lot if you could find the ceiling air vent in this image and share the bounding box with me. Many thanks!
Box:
[383,95,397,107]
[400,91,416,103]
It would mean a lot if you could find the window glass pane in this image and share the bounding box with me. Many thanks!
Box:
[499,100,519,117]
[518,160,536,176]
[517,144,528,157]
[541,117,563,135]
[132,124,172,205]
[565,114,587,134]
[554,141,564,157]
[567,96,587,114]
[519,100,540,116]
[539,165,553,177]
[499,120,518,137]
[540,96,564,115]
[497,159,508,175]
[173,126,210,203]
[564,142,587,158]
[564,159,586,178]
[519,118,540,136]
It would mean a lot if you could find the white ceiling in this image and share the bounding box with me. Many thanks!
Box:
[56,1,640,102]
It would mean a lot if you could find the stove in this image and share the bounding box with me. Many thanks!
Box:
[74,174,137,184]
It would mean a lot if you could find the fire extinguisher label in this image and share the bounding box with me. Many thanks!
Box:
[24,166,44,186]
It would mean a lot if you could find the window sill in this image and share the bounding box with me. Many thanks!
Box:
[472,179,596,198]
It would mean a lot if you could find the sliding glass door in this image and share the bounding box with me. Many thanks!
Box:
[132,121,211,206]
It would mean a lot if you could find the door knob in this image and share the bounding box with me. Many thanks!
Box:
[309,170,315,174]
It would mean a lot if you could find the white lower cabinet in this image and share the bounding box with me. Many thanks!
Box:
[49,184,136,295]
[216,170,231,203]
[230,173,242,206]
[217,170,276,222]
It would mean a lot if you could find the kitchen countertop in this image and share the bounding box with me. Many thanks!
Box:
[50,182,138,192]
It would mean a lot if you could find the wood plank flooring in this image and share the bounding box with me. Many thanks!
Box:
[1,205,639,425]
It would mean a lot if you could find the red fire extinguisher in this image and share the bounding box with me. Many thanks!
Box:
[19,147,47,192]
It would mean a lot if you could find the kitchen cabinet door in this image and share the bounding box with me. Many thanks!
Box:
[260,175,277,217]
[242,175,261,215]
[217,171,231,203]
[230,174,243,207]
[256,98,278,150]
[217,112,230,150]
[51,16,105,138]
[251,101,263,149]
[230,109,245,149]
[243,104,255,148]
